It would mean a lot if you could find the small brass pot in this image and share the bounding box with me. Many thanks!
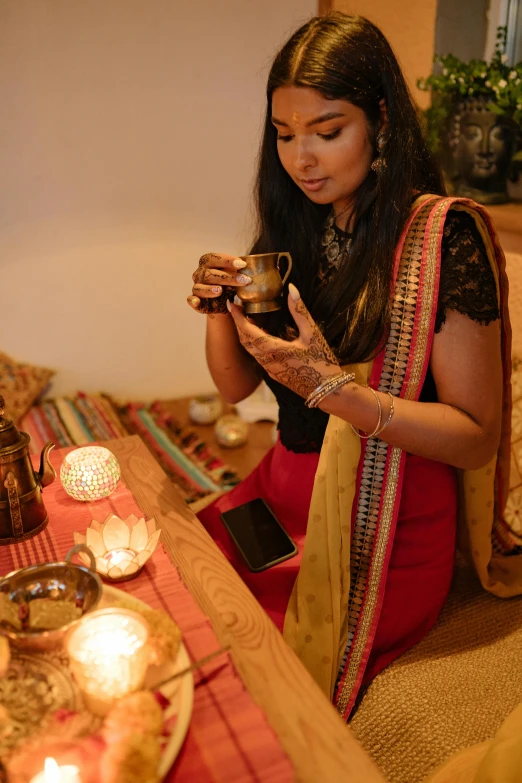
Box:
[236,252,292,314]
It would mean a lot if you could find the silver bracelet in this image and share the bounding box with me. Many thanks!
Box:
[305,372,352,408]
[305,372,356,409]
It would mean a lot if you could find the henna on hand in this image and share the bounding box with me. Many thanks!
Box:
[190,259,236,315]
[236,324,271,354]
[231,294,342,398]
[192,290,235,314]
[307,329,338,365]
[238,322,337,369]
[269,365,325,398]
[199,252,223,266]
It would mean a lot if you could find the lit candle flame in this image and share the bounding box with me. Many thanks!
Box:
[38,757,80,783]
[44,758,60,783]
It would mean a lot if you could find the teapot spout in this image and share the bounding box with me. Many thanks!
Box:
[37,442,56,488]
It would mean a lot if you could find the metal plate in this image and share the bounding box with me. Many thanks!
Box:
[0,648,89,756]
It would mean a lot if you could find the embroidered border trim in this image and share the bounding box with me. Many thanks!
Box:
[334,198,448,717]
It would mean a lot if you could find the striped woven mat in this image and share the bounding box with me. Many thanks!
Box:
[21,394,239,504]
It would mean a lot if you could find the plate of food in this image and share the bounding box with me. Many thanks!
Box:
[0,584,194,783]
[101,586,195,779]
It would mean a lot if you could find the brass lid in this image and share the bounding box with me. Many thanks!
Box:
[0,395,23,450]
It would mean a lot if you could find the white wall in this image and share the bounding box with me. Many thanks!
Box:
[0,0,316,399]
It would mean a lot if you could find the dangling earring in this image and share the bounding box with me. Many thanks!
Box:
[371,132,387,174]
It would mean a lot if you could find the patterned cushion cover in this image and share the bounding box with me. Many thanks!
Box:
[0,351,54,424]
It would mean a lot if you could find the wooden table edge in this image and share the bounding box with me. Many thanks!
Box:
[104,435,386,783]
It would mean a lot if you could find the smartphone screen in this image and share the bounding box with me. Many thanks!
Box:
[220,498,297,573]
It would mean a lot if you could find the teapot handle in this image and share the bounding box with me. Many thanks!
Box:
[277,252,293,286]
[65,543,96,572]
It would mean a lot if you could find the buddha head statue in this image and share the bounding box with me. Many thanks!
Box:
[448,96,517,204]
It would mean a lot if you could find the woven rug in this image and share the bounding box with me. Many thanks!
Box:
[350,560,522,783]
[21,394,239,504]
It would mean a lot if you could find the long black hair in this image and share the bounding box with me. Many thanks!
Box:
[251,12,445,363]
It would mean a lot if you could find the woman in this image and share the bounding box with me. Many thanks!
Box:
[186,13,517,720]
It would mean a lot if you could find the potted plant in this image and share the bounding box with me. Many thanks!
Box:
[418,27,522,204]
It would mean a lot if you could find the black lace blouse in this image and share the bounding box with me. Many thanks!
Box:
[264,209,500,454]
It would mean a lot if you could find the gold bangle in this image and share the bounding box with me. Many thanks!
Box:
[375,392,395,436]
[349,386,382,439]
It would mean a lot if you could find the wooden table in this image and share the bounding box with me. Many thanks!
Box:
[104,435,386,783]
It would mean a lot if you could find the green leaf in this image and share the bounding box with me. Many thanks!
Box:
[486,101,505,115]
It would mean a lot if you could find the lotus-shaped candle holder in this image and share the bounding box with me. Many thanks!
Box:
[73,514,161,582]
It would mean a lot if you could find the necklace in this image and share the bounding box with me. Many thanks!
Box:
[321,211,352,269]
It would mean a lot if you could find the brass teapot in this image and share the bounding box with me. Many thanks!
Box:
[0,395,56,545]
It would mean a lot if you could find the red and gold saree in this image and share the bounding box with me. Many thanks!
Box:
[283,195,519,719]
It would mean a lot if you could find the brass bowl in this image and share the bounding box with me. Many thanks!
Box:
[0,544,102,651]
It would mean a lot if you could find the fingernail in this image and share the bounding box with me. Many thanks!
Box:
[233,259,247,269]
[289,283,300,301]
[226,299,232,312]
[212,286,222,293]
[236,274,251,284]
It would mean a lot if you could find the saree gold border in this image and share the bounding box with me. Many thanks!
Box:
[337,201,434,697]
[405,199,450,400]
[336,198,444,714]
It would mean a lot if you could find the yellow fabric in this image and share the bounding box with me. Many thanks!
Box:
[283,361,370,698]
[453,205,522,598]
[283,196,522,708]
[426,702,522,783]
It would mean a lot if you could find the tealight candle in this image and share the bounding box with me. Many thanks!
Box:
[60,446,120,502]
[66,608,149,716]
[31,757,81,783]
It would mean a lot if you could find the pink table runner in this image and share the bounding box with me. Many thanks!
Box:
[0,447,295,782]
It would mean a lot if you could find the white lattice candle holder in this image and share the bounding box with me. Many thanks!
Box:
[60,446,120,501]
[73,514,161,582]
[66,608,149,716]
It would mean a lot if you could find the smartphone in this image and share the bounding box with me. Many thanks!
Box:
[220,498,297,573]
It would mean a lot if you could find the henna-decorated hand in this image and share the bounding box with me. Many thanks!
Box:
[187,252,251,315]
[227,283,343,399]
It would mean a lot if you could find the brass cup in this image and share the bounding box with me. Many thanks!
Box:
[236,252,292,314]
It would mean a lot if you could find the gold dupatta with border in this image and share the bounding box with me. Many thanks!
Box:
[283,195,517,721]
